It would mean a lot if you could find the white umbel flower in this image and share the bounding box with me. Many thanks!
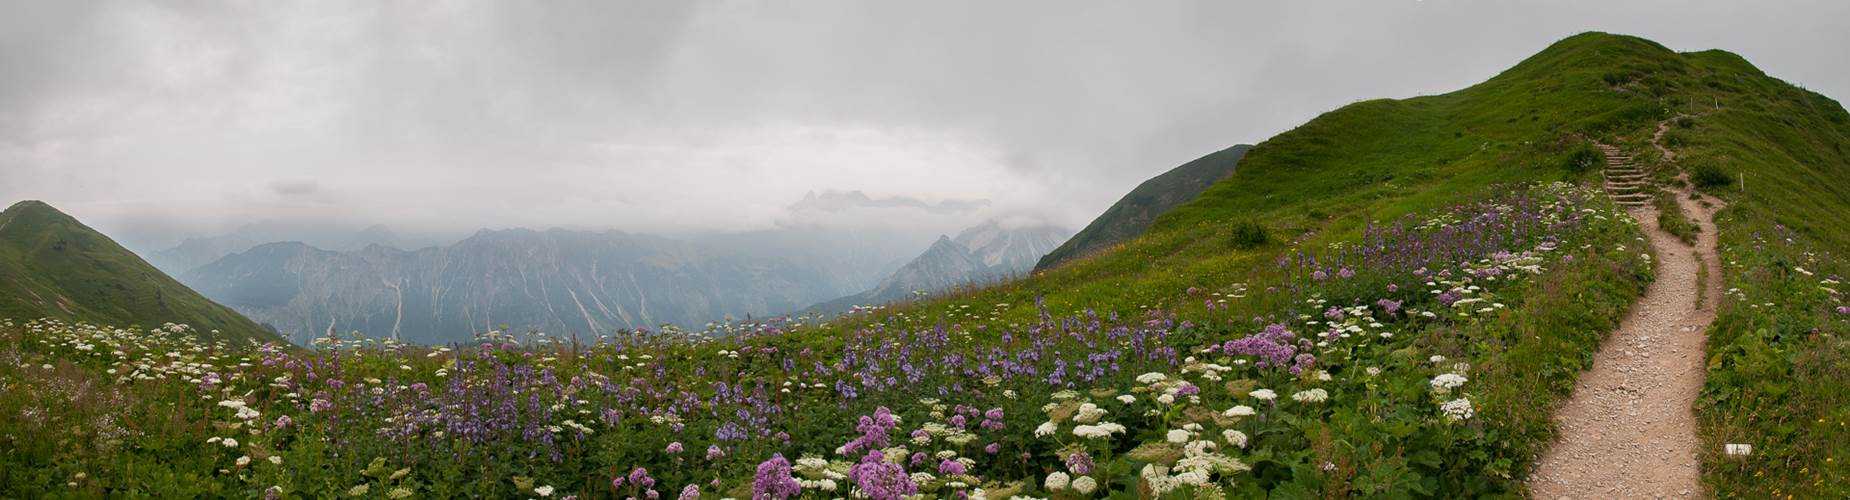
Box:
[1291,388,1328,403]
[1222,405,1255,417]
[1440,398,1475,421]
[1044,471,1070,491]
[1431,373,1468,393]
[1071,475,1097,495]
[1249,389,1276,401]
[1222,429,1248,449]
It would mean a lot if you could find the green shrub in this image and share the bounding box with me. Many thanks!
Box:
[1690,161,1733,189]
[1562,143,1602,172]
[1229,220,1269,249]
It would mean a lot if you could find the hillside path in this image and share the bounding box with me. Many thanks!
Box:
[1527,153,1724,498]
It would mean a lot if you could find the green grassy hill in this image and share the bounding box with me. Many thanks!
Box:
[0,200,279,343]
[812,32,1850,495]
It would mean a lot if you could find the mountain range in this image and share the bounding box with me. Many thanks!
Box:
[178,223,941,344]
[803,221,1070,314]
[144,221,454,277]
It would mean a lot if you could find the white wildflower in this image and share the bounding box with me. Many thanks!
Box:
[1430,373,1468,393]
[1441,398,1475,421]
[1222,429,1248,449]
[1044,471,1070,491]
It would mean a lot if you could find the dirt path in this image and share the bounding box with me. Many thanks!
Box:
[1528,149,1725,498]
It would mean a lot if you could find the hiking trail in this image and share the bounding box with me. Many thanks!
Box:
[1528,125,1725,499]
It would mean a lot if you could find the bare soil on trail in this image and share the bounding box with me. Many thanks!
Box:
[1527,187,1725,499]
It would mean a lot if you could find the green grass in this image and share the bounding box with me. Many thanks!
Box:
[1655,191,1700,245]
[0,201,279,344]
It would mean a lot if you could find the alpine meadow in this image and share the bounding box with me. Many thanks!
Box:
[2,6,1849,499]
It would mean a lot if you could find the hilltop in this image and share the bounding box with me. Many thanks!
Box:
[0,200,279,343]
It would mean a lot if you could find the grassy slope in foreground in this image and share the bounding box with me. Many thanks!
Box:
[0,200,278,344]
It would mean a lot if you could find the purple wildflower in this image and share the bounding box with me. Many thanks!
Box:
[984,442,1000,455]
[1376,298,1403,316]
[308,398,332,414]
[706,445,725,461]
[1224,323,1299,369]
[1065,451,1095,475]
[1324,306,1344,322]
[752,454,801,500]
[849,450,917,500]
[679,484,700,500]
[273,415,292,430]
[1437,289,1463,307]
[665,442,684,454]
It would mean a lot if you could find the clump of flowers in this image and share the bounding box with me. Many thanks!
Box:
[753,455,802,499]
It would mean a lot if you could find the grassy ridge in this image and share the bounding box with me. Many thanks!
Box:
[821,32,1850,495]
[0,201,278,344]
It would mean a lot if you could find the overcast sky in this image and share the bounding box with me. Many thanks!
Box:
[3,1,1847,250]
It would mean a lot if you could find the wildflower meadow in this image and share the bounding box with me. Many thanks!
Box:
[1,183,1659,498]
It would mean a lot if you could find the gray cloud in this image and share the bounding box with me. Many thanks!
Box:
[789,190,988,214]
[270,179,319,196]
[2,0,1847,251]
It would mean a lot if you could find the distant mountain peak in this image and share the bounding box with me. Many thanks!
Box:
[801,219,1070,315]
